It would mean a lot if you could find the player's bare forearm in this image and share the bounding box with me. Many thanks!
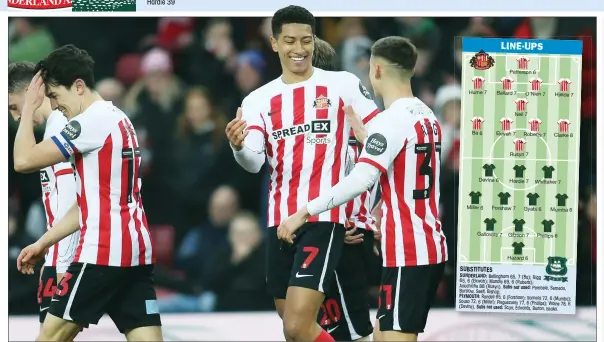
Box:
[13,106,38,173]
[38,202,80,248]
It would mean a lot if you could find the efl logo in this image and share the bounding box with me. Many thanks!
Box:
[8,0,72,9]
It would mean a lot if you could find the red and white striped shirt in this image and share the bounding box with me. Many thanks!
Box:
[529,118,542,132]
[513,138,526,151]
[51,101,154,267]
[471,116,484,130]
[42,110,78,272]
[240,68,379,227]
[344,140,378,231]
[514,98,528,112]
[357,98,447,267]
[530,78,542,91]
[501,77,514,90]
[472,76,484,90]
[558,78,572,92]
[557,119,571,132]
[517,56,529,69]
[500,117,513,131]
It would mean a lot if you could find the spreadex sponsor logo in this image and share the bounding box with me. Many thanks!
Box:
[272,120,331,144]
[8,0,72,9]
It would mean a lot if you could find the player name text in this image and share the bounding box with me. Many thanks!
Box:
[524,206,542,212]
[497,90,516,96]
[510,152,527,157]
[492,205,514,211]
[535,179,558,184]
[550,207,572,212]
[467,204,483,210]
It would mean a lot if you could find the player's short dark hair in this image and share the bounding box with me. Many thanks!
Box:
[8,61,36,94]
[271,5,315,37]
[312,38,338,71]
[371,36,418,74]
[35,44,96,90]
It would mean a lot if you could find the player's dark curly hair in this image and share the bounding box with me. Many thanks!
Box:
[312,38,338,71]
[371,36,418,74]
[34,44,96,90]
[8,61,36,94]
[271,5,315,37]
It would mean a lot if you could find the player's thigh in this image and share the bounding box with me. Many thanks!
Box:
[289,222,345,294]
[125,326,163,341]
[107,265,162,335]
[377,263,445,334]
[39,313,83,341]
[266,225,295,300]
[48,262,122,329]
[39,266,57,323]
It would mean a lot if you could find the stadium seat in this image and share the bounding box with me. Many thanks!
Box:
[149,224,175,267]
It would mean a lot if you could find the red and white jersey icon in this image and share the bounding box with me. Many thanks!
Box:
[530,78,542,91]
[558,78,572,92]
[500,117,513,131]
[557,119,571,132]
[528,118,542,132]
[472,76,485,90]
[471,116,484,130]
[514,98,529,112]
[501,77,514,90]
[517,56,530,69]
[513,138,526,152]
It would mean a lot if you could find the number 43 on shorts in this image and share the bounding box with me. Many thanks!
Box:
[55,273,74,297]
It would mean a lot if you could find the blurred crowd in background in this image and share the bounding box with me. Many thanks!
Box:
[8,16,597,315]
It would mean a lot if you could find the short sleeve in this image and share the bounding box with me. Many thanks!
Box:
[357,112,407,174]
[343,72,380,124]
[51,112,111,159]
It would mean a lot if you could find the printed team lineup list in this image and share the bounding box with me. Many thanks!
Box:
[456,37,583,315]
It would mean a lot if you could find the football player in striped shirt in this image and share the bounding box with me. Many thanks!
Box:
[279,36,447,342]
[312,37,378,342]
[225,6,380,342]
[14,45,162,341]
[9,61,79,333]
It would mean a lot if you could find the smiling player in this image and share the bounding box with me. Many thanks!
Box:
[225,6,379,342]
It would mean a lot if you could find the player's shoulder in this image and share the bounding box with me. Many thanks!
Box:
[44,110,68,139]
[241,77,285,108]
[65,101,127,137]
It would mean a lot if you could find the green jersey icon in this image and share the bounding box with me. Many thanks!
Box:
[469,191,482,204]
[498,192,511,205]
[541,219,554,233]
[555,193,569,206]
[484,218,497,231]
[542,165,555,179]
[483,164,496,177]
[513,219,525,232]
[526,193,540,206]
[513,165,526,178]
[512,241,525,255]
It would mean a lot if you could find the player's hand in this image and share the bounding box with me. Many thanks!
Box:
[343,105,367,142]
[225,107,248,151]
[344,226,364,244]
[17,242,46,275]
[23,70,46,114]
[277,208,309,244]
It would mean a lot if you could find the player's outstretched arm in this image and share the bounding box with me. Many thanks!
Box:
[17,201,79,274]
[38,201,80,248]
[227,107,266,173]
[277,163,381,243]
[13,71,67,173]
